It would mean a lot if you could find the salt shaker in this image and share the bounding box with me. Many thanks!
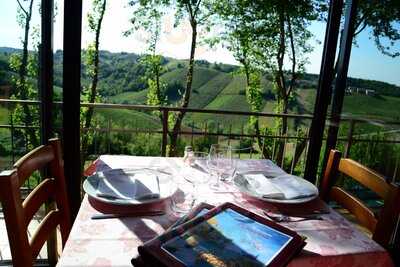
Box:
[184,146,194,166]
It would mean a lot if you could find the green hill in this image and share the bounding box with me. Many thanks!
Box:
[1,46,399,133]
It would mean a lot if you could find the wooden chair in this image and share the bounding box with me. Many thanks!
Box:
[320,149,400,250]
[0,138,71,267]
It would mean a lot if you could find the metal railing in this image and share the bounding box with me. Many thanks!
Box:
[1,98,399,184]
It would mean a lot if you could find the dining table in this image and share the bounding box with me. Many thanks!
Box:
[57,155,395,267]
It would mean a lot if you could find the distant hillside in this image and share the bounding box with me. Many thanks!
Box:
[1,46,399,127]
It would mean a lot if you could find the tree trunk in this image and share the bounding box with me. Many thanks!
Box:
[17,0,38,148]
[289,138,307,171]
[169,20,197,156]
[243,63,270,159]
[254,121,270,159]
[273,7,288,166]
[81,0,106,170]
[275,97,288,166]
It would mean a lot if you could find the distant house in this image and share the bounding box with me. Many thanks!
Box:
[345,86,376,96]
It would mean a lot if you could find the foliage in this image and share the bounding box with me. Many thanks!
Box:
[212,0,319,162]
[127,0,219,155]
[193,135,218,152]
[353,0,400,58]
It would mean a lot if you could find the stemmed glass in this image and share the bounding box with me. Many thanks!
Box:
[173,151,210,213]
[207,144,235,190]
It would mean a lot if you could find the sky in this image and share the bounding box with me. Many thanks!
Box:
[1,0,399,86]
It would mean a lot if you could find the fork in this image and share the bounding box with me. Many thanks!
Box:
[263,211,323,222]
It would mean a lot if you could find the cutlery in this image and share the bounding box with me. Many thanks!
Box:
[91,211,165,220]
[265,208,330,216]
[263,211,323,222]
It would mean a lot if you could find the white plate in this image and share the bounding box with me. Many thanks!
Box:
[83,168,178,205]
[233,174,318,204]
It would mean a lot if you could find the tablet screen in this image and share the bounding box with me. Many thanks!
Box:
[162,208,293,267]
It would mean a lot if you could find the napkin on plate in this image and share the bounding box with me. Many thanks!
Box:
[236,160,287,178]
[96,169,160,201]
[243,173,318,200]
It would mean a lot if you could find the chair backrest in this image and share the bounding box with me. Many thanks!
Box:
[0,138,71,267]
[320,149,400,249]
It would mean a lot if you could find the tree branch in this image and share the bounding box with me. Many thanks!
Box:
[16,0,28,16]
[276,8,286,99]
[353,7,371,38]
[353,20,367,37]
[287,14,296,98]
[193,0,202,18]
[27,0,34,19]
[186,2,194,22]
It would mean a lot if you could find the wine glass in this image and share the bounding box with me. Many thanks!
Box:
[183,151,209,192]
[207,144,233,189]
[172,152,209,213]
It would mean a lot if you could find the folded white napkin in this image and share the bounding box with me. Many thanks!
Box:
[243,173,318,200]
[96,169,160,200]
[236,160,287,178]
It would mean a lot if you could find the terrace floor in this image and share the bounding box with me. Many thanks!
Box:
[0,211,48,264]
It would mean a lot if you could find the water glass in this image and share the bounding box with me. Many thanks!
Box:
[172,151,209,214]
[208,144,234,189]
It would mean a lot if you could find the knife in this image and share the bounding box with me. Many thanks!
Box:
[91,211,165,220]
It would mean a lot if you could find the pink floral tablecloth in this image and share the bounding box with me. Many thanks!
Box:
[57,156,394,267]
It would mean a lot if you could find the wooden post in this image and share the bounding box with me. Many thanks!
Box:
[304,0,343,183]
[322,0,358,175]
[63,0,83,221]
[39,0,54,146]
[161,109,168,157]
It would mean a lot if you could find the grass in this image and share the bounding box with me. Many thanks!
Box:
[220,75,246,95]
[297,89,316,113]
[0,106,8,123]
[342,95,400,120]
[189,72,232,109]
[189,95,251,129]
[94,109,161,130]
[107,90,148,105]
[161,67,220,90]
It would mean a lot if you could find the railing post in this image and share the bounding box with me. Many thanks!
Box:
[228,124,232,146]
[161,109,168,157]
[107,119,111,153]
[191,121,194,146]
[281,134,287,168]
[344,119,355,158]
[291,133,298,174]
[10,113,15,165]
[393,154,399,183]
[217,122,220,144]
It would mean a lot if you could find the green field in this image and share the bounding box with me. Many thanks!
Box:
[94,108,161,130]
[107,90,148,104]
[189,72,232,109]
[342,95,400,120]
[0,106,8,123]
[1,47,399,141]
